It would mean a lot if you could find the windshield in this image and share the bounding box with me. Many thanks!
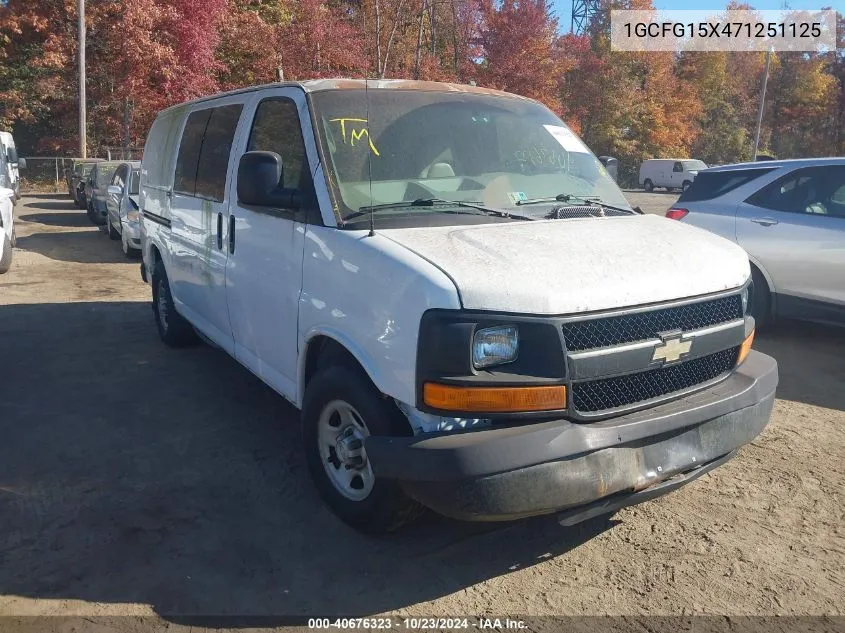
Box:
[683,160,707,171]
[96,164,120,186]
[310,89,630,225]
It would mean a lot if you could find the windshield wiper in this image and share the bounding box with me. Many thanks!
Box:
[345,198,535,222]
[515,193,635,215]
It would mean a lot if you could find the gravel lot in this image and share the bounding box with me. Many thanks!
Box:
[0,194,843,623]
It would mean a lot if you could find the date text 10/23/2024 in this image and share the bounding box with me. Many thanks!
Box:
[307,618,528,630]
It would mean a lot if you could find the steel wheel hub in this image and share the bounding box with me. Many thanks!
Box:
[317,400,374,501]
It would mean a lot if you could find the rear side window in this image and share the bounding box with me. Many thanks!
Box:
[746,166,845,218]
[195,104,243,201]
[677,168,775,202]
[174,109,212,196]
[247,99,309,190]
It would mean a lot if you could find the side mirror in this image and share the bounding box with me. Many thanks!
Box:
[107,185,122,196]
[17,158,26,169]
[237,151,301,209]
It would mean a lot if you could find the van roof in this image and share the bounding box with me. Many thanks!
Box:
[158,79,532,115]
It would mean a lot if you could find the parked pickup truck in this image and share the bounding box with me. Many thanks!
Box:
[139,79,778,533]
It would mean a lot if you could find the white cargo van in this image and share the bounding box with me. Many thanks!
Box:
[139,80,777,532]
[640,158,706,192]
[0,132,24,200]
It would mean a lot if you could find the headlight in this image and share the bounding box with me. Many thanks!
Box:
[741,284,750,314]
[472,325,518,369]
[126,209,139,223]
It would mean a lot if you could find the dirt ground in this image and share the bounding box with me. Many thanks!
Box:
[0,194,843,624]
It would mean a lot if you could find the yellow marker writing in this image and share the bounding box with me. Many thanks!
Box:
[329,117,380,156]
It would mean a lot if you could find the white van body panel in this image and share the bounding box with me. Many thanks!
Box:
[298,226,461,406]
[0,132,19,195]
[224,87,313,401]
[0,187,14,273]
[168,94,250,355]
[139,108,183,284]
[380,215,750,315]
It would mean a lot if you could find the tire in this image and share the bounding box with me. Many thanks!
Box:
[107,217,120,240]
[151,259,197,347]
[750,266,772,330]
[643,179,654,192]
[302,365,422,533]
[682,180,692,192]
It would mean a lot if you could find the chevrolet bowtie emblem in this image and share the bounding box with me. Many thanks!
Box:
[652,335,692,363]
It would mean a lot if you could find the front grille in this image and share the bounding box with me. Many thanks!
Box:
[562,294,743,352]
[571,347,739,413]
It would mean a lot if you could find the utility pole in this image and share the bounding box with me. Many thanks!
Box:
[78,0,87,159]
[752,48,772,161]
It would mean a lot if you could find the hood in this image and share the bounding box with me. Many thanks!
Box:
[380,215,750,315]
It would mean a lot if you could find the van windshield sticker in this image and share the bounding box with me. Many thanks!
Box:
[543,125,590,154]
[329,117,380,156]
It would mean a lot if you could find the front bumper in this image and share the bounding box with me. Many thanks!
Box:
[122,221,141,247]
[365,350,778,522]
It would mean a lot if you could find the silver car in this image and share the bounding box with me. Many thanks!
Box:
[666,158,845,327]
[104,161,142,258]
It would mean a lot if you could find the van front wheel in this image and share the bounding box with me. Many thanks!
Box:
[302,366,422,533]
[643,179,654,192]
[151,260,197,347]
[682,180,692,192]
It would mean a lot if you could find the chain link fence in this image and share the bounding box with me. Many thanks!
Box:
[19,148,143,193]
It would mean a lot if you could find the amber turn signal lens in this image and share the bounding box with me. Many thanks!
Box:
[423,383,567,413]
[738,329,755,365]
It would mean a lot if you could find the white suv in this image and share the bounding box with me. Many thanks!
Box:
[138,80,778,532]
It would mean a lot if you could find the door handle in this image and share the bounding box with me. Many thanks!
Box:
[751,217,778,227]
[217,212,223,249]
[229,214,235,254]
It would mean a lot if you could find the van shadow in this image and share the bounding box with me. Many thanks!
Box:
[754,319,845,412]
[0,301,617,620]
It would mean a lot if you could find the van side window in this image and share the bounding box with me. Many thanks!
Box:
[195,104,243,201]
[247,99,309,190]
[174,109,212,196]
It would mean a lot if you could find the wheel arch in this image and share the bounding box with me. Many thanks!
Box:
[747,256,777,318]
[299,330,389,409]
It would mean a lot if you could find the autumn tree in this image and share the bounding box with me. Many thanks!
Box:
[477,0,564,112]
